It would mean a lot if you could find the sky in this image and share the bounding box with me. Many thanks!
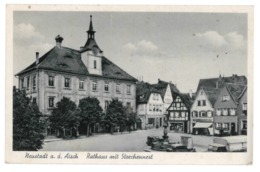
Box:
[13,11,248,93]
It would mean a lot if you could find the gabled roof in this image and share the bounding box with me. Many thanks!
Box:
[202,87,221,107]
[101,56,137,81]
[136,82,161,104]
[151,79,180,99]
[16,46,137,82]
[226,83,246,103]
[172,93,194,110]
[16,46,88,76]
[197,75,247,92]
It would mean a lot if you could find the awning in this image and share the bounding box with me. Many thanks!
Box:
[193,122,212,128]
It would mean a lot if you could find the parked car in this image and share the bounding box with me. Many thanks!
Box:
[166,144,196,152]
[208,136,247,152]
[208,143,227,152]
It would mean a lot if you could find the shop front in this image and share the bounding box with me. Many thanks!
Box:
[169,121,188,133]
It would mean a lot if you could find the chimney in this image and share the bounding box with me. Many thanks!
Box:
[189,90,193,98]
[80,46,84,51]
[55,35,63,48]
[36,52,39,65]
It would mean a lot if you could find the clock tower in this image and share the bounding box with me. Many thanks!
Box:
[80,15,103,75]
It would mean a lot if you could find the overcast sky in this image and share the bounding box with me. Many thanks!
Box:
[13,11,247,92]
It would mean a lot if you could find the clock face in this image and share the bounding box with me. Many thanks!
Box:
[92,47,98,55]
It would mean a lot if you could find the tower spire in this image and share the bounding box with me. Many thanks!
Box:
[87,15,95,39]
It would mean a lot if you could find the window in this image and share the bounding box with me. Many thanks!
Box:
[79,80,84,89]
[92,81,97,91]
[149,104,152,111]
[222,109,228,116]
[242,121,247,129]
[127,85,131,94]
[148,118,154,125]
[175,112,180,118]
[215,123,222,129]
[222,95,230,102]
[197,100,201,106]
[105,100,111,110]
[181,112,186,118]
[192,111,198,117]
[202,100,206,106]
[216,109,221,116]
[33,76,36,91]
[230,108,236,116]
[116,84,121,93]
[242,103,247,110]
[49,97,54,108]
[104,83,109,92]
[176,103,180,108]
[27,77,30,89]
[94,60,97,69]
[200,111,207,117]
[64,78,70,88]
[32,97,37,104]
[207,111,212,117]
[21,78,24,88]
[49,76,54,86]
[169,112,174,120]
[222,123,229,129]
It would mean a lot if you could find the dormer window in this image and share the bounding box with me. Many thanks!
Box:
[222,95,230,102]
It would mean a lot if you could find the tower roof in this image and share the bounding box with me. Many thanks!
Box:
[87,15,95,33]
[81,15,102,53]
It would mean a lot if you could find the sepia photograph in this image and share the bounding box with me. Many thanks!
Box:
[5,5,253,164]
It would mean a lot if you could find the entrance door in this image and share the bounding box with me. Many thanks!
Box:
[160,118,162,127]
[231,123,236,135]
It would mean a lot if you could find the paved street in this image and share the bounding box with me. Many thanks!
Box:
[41,128,215,152]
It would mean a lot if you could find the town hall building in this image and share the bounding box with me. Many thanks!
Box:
[15,16,137,134]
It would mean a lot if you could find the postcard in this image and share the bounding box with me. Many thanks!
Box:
[5,4,253,164]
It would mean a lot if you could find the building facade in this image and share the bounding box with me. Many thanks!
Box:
[190,88,220,135]
[136,80,179,129]
[237,87,247,135]
[214,84,246,135]
[166,93,193,133]
[16,16,137,134]
[137,92,164,129]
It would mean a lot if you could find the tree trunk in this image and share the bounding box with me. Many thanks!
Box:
[87,124,90,137]
[110,125,113,134]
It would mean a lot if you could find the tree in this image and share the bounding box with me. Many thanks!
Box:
[49,97,80,138]
[13,86,46,151]
[102,99,126,134]
[125,106,138,132]
[78,97,103,136]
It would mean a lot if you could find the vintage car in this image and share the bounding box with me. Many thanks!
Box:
[208,136,247,152]
[208,143,227,152]
[166,143,196,152]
